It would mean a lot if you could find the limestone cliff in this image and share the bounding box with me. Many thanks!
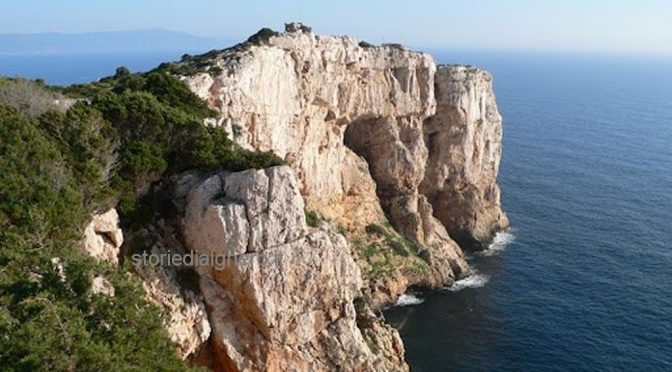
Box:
[181,23,507,301]
[95,23,508,371]
[421,65,509,249]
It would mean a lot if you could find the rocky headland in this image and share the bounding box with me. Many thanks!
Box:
[82,23,508,371]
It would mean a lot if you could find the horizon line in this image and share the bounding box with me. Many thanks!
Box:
[0,28,671,59]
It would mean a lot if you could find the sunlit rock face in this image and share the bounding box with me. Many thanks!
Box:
[185,25,436,235]
[182,24,483,290]
[182,166,407,371]
[421,65,509,250]
[82,208,123,265]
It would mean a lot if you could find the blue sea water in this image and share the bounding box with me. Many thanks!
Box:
[2,50,671,371]
[0,51,199,85]
[385,51,672,371]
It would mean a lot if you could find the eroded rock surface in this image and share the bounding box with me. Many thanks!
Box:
[82,208,123,265]
[421,65,509,249]
[181,24,492,302]
[182,166,407,371]
[135,240,212,359]
[184,24,434,232]
[82,209,212,359]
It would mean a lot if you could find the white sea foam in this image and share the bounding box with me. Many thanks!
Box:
[395,293,425,306]
[480,230,516,257]
[446,272,489,292]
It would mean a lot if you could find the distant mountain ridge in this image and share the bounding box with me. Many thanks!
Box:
[0,29,233,55]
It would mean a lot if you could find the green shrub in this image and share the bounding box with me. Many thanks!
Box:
[63,70,283,218]
[365,223,388,237]
[365,222,419,257]
[247,28,280,45]
[305,209,320,228]
[0,105,86,246]
[0,104,198,370]
[362,243,394,280]
[209,66,224,76]
[115,66,130,78]
[401,237,419,254]
[155,63,198,77]
[389,240,410,257]
[36,104,118,209]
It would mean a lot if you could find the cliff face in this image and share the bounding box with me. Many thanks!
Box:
[183,23,506,290]
[421,66,509,249]
[113,23,507,370]
[185,27,436,236]
[180,166,406,371]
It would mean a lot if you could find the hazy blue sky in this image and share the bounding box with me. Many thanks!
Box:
[2,0,671,54]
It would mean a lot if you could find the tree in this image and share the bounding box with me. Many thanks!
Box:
[0,78,68,117]
[114,66,130,78]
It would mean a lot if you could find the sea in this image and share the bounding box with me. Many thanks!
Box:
[2,50,671,371]
[0,52,192,85]
[387,50,672,371]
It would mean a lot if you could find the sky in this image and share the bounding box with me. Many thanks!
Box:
[1,0,671,55]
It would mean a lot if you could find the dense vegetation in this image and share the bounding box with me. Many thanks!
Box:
[0,70,282,370]
[353,222,428,281]
[63,68,282,215]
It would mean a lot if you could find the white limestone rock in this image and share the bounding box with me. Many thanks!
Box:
[182,165,407,371]
[421,65,509,249]
[184,166,307,256]
[82,208,123,265]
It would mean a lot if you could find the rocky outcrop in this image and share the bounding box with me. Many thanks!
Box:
[181,166,406,371]
[183,166,307,256]
[421,65,509,249]
[118,23,509,370]
[135,244,212,359]
[90,275,115,296]
[83,209,212,359]
[183,24,507,253]
[82,208,123,265]
[185,26,435,235]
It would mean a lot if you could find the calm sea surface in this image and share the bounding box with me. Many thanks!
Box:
[0,52,191,85]
[3,50,671,371]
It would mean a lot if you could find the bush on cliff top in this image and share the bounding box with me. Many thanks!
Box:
[0,68,282,369]
[63,68,282,214]
[246,27,280,45]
